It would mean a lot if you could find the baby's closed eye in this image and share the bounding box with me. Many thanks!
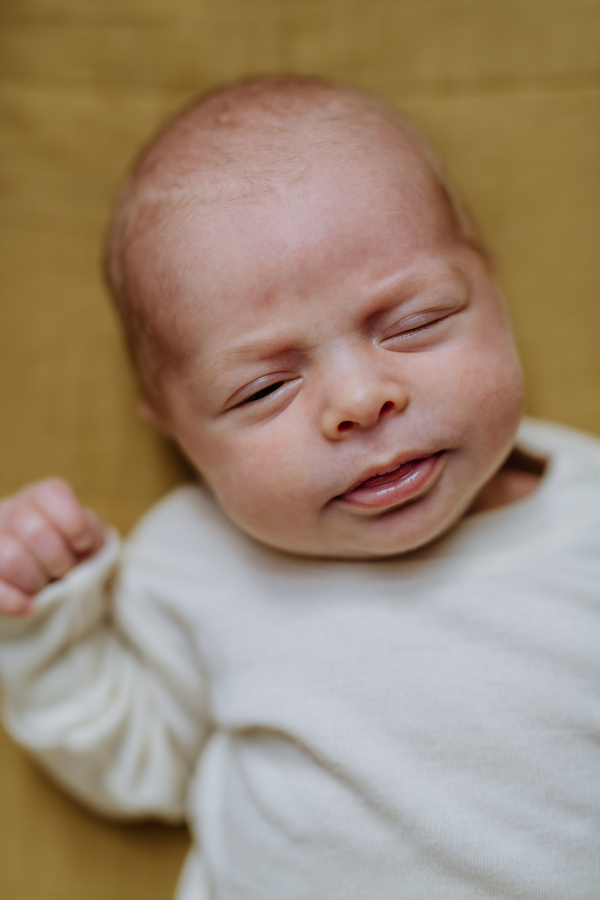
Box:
[380,303,466,350]
[241,381,286,404]
[225,374,302,411]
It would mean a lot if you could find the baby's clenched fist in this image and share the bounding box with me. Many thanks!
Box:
[0,479,105,616]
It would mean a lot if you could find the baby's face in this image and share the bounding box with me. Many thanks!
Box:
[150,154,523,557]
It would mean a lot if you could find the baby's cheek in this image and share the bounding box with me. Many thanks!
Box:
[477,345,523,419]
[205,427,317,538]
[454,342,524,462]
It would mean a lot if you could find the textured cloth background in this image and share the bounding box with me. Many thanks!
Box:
[0,1,599,898]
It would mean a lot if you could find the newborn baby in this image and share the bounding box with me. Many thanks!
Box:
[1,78,600,899]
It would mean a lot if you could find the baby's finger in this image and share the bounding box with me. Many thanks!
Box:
[0,495,16,528]
[29,479,97,554]
[80,508,105,558]
[0,579,32,616]
[0,532,48,594]
[9,504,75,580]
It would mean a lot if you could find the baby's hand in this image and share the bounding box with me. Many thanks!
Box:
[0,479,105,616]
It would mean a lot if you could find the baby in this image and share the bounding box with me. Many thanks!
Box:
[1,77,600,899]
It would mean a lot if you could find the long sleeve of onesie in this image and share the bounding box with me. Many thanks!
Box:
[0,529,210,821]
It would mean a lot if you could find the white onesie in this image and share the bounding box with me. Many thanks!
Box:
[1,418,600,900]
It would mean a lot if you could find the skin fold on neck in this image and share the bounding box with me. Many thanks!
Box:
[469,447,546,514]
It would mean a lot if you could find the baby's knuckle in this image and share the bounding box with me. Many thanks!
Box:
[0,533,25,573]
[35,477,76,503]
[33,479,86,532]
[45,552,74,581]
[15,509,48,542]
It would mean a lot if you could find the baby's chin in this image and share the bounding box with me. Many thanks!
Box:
[233,486,474,561]
[245,520,458,561]
[321,504,471,560]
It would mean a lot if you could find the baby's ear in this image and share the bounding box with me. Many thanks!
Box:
[138,400,172,436]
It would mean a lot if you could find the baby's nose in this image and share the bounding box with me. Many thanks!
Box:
[321,373,409,440]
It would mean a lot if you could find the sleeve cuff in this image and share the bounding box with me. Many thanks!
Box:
[0,528,121,639]
[35,527,121,611]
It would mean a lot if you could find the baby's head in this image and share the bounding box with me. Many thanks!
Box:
[106,77,523,559]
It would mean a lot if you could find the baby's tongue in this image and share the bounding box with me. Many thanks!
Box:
[359,459,420,490]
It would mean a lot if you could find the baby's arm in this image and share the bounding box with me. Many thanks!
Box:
[0,480,209,820]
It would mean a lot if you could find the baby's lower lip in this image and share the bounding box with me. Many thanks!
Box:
[335,453,445,512]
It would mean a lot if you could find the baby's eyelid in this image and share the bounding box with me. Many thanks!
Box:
[240,380,286,406]
[380,307,458,342]
[226,374,300,410]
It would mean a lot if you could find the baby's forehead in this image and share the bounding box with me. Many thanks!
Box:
[140,182,462,367]
[122,112,442,270]
[127,119,448,290]
[138,150,448,338]
[135,144,449,310]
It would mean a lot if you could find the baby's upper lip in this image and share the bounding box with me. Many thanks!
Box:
[336,450,442,498]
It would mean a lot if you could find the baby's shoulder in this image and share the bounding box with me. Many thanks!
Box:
[123,482,247,574]
[519,417,600,460]
[517,418,600,506]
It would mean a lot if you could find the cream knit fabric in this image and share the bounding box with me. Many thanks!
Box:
[1,419,600,899]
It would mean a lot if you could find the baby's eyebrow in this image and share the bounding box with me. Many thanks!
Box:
[208,335,302,377]
[367,264,468,307]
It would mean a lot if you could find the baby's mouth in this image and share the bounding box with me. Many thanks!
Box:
[335,452,445,513]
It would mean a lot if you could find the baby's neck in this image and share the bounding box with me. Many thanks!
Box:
[468,447,546,515]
